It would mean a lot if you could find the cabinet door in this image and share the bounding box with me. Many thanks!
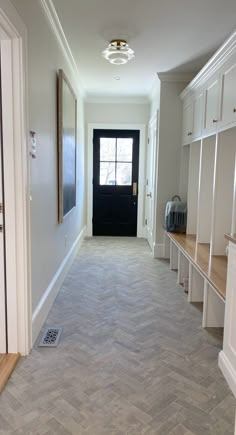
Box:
[193,92,203,139]
[182,100,193,145]
[221,62,236,127]
[204,78,220,131]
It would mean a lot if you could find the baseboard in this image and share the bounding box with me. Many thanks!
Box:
[219,351,236,398]
[153,243,165,258]
[32,226,87,345]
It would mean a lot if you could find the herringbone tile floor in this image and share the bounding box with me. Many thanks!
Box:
[0,237,235,434]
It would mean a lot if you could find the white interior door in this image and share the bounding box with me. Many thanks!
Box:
[0,113,6,353]
[145,117,157,249]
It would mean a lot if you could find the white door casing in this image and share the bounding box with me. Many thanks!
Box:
[145,115,158,251]
[87,123,146,238]
[0,124,6,353]
[0,1,31,355]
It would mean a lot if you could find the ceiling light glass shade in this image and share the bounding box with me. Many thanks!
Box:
[102,40,135,65]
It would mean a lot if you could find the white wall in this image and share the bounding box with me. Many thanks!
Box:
[154,80,187,254]
[10,0,86,312]
[85,99,150,125]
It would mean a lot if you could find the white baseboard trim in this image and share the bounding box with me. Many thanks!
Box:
[153,243,165,258]
[32,226,87,345]
[219,350,236,398]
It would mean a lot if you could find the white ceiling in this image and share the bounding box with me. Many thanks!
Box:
[52,0,236,99]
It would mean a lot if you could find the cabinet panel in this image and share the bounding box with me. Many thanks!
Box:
[221,63,236,127]
[220,242,236,396]
[193,92,203,139]
[182,100,193,145]
[205,78,220,131]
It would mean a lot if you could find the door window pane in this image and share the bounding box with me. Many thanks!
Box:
[116,163,132,186]
[117,139,133,162]
[100,162,116,185]
[100,138,116,161]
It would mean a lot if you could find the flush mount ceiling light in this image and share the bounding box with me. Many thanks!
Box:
[102,39,135,65]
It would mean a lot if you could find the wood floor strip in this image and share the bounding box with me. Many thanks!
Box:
[0,354,5,365]
[0,354,20,393]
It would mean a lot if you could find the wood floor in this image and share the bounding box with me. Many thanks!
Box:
[0,237,235,434]
[0,353,19,394]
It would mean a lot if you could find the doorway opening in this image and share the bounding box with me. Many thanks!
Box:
[93,129,139,236]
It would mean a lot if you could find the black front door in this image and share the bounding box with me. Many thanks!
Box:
[93,129,140,236]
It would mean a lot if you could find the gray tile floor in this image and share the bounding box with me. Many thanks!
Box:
[0,237,235,434]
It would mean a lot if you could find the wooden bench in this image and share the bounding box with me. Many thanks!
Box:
[166,232,227,328]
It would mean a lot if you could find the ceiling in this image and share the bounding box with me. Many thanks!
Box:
[52,0,236,99]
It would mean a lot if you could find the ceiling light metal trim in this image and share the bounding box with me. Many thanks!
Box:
[102,39,135,65]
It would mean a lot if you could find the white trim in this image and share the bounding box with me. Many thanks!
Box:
[32,226,86,345]
[40,0,85,97]
[0,1,30,355]
[219,350,236,399]
[153,243,165,258]
[87,123,146,238]
[181,30,236,99]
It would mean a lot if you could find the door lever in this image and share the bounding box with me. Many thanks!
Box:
[133,182,137,196]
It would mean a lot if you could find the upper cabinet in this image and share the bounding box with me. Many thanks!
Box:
[220,61,236,128]
[181,32,236,142]
[204,76,221,133]
[182,99,194,145]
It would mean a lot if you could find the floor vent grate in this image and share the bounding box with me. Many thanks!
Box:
[38,327,63,347]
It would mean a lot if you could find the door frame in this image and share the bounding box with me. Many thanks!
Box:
[87,123,146,237]
[0,1,31,355]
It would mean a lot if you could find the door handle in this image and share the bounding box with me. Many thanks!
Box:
[133,182,137,196]
[147,192,152,198]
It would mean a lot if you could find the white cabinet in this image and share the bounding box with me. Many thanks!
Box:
[192,92,204,139]
[221,62,236,128]
[219,240,236,399]
[182,99,194,145]
[204,77,220,132]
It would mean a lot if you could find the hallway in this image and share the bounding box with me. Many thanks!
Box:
[0,238,235,434]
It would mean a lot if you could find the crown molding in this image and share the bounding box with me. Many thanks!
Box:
[40,0,86,98]
[180,30,236,100]
[157,72,195,83]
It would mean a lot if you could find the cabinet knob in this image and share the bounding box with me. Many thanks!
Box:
[188,132,192,136]
[213,119,217,123]
[233,108,236,113]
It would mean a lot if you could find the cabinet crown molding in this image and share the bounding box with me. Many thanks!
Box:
[181,30,236,100]
[157,73,194,83]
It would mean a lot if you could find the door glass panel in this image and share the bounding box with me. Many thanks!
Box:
[100,162,116,185]
[117,139,133,162]
[116,163,132,185]
[100,138,116,161]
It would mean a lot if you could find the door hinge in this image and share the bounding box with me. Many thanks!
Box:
[0,224,3,233]
[145,218,147,225]
[148,137,150,144]
[0,203,3,213]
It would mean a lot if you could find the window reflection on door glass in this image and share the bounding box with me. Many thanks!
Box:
[100,162,116,185]
[117,139,133,162]
[116,163,132,185]
[100,138,116,161]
